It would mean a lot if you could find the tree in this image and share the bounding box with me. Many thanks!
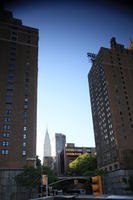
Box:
[36,155,41,168]
[68,153,103,176]
[15,156,58,197]
[15,156,42,198]
[15,165,41,198]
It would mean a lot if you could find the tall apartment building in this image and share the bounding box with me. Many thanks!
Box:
[88,38,133,171]
[0,8,38,199]
[88,38,133,193]
[0,9,38,168]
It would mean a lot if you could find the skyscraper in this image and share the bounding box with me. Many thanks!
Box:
[43,129,53,168]
[88,38,133,193]
[54,133,66,156]
[0,8,38,199]
[44,128,51,157]
[52,133,66,175]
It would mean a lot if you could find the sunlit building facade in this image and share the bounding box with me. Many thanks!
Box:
[43,129,53,168]
[88,38,133,193]
[44,129,51,157]
[60,143,96,175]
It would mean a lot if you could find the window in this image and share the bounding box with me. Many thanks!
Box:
[23,142,26,147]
[5,109,12,115]
[114,164,118,169]
[3,124,10,130]
[9,64,15,69]
[12,31,17,35]
[131,124,133,128]
[5,95,12,103]
[10,52,16,57]
[1,149,8,155]
[7,89,13,94]
[24,126,27,131]
[23,134,26,139]
[24,111,27,118]
[8,75,14,81]
[24,98,28,102]
[120,111,123,115]
[2,141,8,146]
[10,57,16,61]
[4,117,11,122]
[5,103,12,109]
[25,78,29,82]
[8,69,15,74]
[12,36,17,41]
[7,82,14,88]
[25,71,29,76]
[24,104,28,109]
[11,47,16,51]
[22,150,26,156]
[110,130,113,135]
[3,133,9,138]
[24,111,27,123]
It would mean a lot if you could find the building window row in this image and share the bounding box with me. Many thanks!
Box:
[2,133,10,138]
[2,141,9,146]
[22,150,26,156]
[1,43,16,151]
[3,124,10,130]
[22,47,31,155]
[1,149,8,155]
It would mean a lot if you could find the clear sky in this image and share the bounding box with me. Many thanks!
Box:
[5,0,133,162]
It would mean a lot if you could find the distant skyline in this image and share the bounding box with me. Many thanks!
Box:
[5,0,133,161]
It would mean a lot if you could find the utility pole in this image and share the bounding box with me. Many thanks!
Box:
[46,175,48,197]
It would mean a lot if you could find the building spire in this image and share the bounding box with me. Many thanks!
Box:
[44,128,51,157]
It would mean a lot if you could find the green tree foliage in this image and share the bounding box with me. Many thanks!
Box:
[36,155,42,168]
[15,165,41,198]
[68,153,104,176]
[15,156,58,197]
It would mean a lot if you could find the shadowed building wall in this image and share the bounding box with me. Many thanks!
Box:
[0,8,38,199]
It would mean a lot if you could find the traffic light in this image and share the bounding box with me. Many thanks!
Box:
[91,175,103,195]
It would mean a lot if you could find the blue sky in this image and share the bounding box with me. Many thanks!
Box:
[6,0,133,161]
